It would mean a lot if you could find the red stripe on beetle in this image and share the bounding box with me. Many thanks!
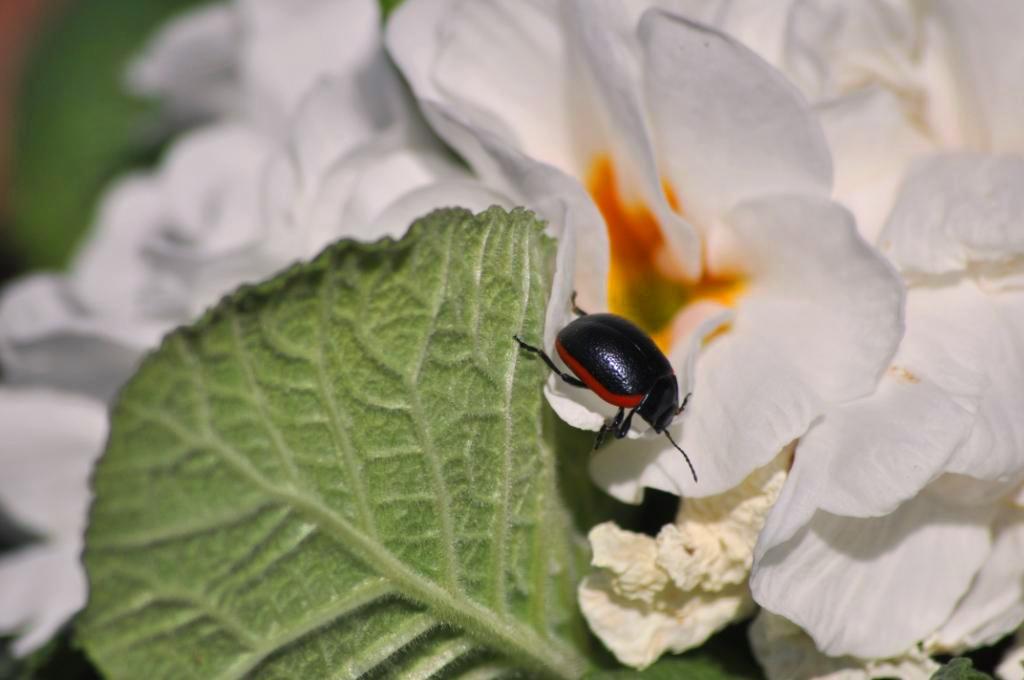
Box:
[556,340,644,409]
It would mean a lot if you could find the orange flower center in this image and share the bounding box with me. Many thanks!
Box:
[587,155,744,350]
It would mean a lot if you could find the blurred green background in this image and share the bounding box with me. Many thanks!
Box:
[0,0,210,284]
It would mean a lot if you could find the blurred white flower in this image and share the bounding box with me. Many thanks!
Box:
[0,389,107,655]
[0,0,505,654]
[0,0,503,403]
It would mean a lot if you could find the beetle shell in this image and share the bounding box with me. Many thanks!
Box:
[555,313,674,409]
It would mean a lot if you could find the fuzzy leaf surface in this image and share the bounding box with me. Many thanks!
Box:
[78,207,591,679]
[932,657,993,680]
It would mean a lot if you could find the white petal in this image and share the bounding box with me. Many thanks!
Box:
[0,391,106,655]
[752,448,816,564]
[901,283,1024,483]
[817,88,932,243]
[644,0,798,68]
[728,195,904,402]
[798,372,973,517]
[0,388,107,538]
[388,0,575,172]
[278,72,415,202]
[579,519,758,668]
[126,3,240,118]
[564,0,701,277]
[335,151,470,242]
[756,368,975,559]
[781,0,921,102]
[270,143,462,257]
[880,154,1024,276]
[752,490,995,658]
[430,0,581,174]
[930,506,1024,652]
[666,307,734,399]
[159,123,271,256]
[588,523,668,603]
[0,277,156,401]
[237,0,383,126]
[657,449,789,591]
[149,124,278,314]
[750,610,940,680]
[640,9,832,229]
[0,544,87,656]
[579,572,749,670]
[932,0,1024,151]
[69,176,173,319]
[363,180,514,243]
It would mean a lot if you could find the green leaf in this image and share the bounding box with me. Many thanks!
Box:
[10,0,207,269]
[931,657,993,680]
[78,207,594,679]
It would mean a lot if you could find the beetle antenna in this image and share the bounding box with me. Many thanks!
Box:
[664,429,697,483]
[675,392,691,416]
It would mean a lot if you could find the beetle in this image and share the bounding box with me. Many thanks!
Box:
[514,294,697,482]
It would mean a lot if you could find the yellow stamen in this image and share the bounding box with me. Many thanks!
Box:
[586,155,744,350]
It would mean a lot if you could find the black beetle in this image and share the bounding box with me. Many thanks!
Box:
[514,295,696,482]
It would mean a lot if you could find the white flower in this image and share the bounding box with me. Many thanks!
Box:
[667,0,1024,241]
[446,0,1024,666]
[130,0,395,131]
[387,2,910,667]
[127,3,240,121]
[387,0,903,503]
[0,389,107,655]
[646,0,1024,666]
[0,0,506,654]
[750,155,1024,659]
[579,451,788,666]
[0,0,502,403]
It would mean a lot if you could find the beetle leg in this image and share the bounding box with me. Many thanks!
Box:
[513,335,587,388]
[570,291,588,316]
[595,408,625,449]
[615,408,636,439]
[675,391,692,415]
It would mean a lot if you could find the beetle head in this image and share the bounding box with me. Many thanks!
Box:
[638,375,680,433]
